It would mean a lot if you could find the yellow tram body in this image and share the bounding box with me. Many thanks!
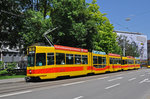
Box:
[127,56,135,70]
[121,57,128,70]
[26,45,140,81]
[134,58,140,69]
[108,53,122,72]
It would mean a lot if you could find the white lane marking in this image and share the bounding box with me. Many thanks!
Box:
[62,81,85,86]
[147,73,150,75]
[74,96,83,99]
[139,79,149,84]
[105,83,120,89]
[97,76,109,80]
[108,77,123,82]
[140,75,145,77]
[128,78,136,81]
[0,90,32,98]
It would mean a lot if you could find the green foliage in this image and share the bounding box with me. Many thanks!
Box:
[50,0,89,48]
[0,61,4,69]
[87,1,122,54]
[19,10,52,48]
[0,62,17,75]
[6,62,17,75]
[0,75,25,80]
[0,61,8,75]
[1,0,23,48]
[7,63,17,70]
[0,70,8,75]
[3,0,122,55]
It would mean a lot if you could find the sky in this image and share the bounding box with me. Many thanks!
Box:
[87,0,150,40]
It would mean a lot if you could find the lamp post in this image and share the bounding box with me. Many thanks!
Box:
[123,39,125,56]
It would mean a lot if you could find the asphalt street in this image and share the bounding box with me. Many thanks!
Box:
[0,68,150,99]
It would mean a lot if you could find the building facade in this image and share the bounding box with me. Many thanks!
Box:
[148,40,150,65]
[0,41,27,69]
[115,31,147,60]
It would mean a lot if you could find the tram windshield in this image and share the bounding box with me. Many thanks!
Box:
[28,54,35,67]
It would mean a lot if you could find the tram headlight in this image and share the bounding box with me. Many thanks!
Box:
[29,70,32,74]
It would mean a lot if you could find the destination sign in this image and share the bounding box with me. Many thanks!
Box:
[92,50,106,55]
[54,45,88,53]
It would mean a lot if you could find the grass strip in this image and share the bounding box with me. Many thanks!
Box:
[0,75,25,80]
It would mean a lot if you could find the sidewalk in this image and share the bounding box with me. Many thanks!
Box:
[0,78,25,84]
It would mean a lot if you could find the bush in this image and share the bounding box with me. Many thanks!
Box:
[7,62,17,75]
[0,61,4,69]
[0,69,8,75]
[0,62,17,76]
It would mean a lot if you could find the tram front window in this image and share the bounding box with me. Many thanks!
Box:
[36,53,46,66]
[28,54,35,67]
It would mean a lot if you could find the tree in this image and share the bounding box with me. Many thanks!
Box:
[1,0,23,48]
[19,10,52,49]
[87,0,122,54]
[18,0,122,55]
[50,0,88,48]
[117,35,140,57]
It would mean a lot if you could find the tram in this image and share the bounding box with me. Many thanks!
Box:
[26,45,140,81]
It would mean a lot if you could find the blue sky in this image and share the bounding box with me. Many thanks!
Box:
[86,0,150,40]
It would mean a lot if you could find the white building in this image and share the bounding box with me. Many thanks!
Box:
[114,31,147,60]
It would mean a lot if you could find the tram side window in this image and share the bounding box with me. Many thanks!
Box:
[98,56,102,64]
[93,56,98,64]
[119,59,121,64]
[102,57,106,64]
[135,60,137,64]
[116,58,119,64]
[128,60,132,64]
[103,57,106,68]
[122,60,127,65]
[132,60,134,64]
[82,55,88,64]
[137,60,140,64]
[36,53,46,66]
[122,60,124,65]
[113,58,116,64]
[56,53,65,65]
[47,53,54,65]
[125,60,128,64]
[75,55,81,64]
[66,54,73,64]
[110,58,113,64]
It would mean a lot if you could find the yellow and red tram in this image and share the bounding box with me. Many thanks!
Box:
[26,45,140,81]
[121,57,128,70]
[90,50,108,74]
[127,56,135,70]
[134,57,140,69]
[108,53,121,72]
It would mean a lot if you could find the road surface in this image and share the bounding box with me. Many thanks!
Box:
[0,68,150,99]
